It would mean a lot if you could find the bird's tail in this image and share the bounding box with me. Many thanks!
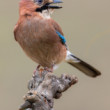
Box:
[66,51,101,77]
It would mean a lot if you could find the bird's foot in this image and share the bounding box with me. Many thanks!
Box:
[33,65,53,77]
[44,67,53,73]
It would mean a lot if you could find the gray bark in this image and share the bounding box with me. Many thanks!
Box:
[19,68,78,110]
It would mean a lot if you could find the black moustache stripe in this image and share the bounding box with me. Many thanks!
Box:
[36,4,62,12]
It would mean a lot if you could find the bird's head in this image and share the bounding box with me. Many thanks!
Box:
[19,0,63,17]
[20,0,63,12]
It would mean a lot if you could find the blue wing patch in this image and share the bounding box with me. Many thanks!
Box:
[56,31,66,44]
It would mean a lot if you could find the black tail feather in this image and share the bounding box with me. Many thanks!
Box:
[67,55,101,77]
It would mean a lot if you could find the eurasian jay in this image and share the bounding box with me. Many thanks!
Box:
[14,0,101,77]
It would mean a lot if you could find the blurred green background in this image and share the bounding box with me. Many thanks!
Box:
[0,0,110,110]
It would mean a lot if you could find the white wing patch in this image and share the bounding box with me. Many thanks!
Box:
[65,50,80,63]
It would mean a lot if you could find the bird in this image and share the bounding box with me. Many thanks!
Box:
[14,0,101,77]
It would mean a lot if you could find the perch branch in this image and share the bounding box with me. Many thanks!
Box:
[19,68,78,110]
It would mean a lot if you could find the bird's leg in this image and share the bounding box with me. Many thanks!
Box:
[33,65,54,77]
[36,65,41,70]
[33,65,41,76]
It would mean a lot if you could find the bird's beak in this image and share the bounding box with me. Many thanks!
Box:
[52,0,63,3]
[46,0,63,9]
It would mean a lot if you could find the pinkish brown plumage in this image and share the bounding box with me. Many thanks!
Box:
[14,0,101,77]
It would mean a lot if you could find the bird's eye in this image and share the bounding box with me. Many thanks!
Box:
[35,0,43,4]
[38,0,43,4]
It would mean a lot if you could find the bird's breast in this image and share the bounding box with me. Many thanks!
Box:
[15,16,66,67]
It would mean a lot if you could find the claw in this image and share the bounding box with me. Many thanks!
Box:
[44,67,53,73]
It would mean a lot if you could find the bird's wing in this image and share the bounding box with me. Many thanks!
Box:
[50,19,67,47]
